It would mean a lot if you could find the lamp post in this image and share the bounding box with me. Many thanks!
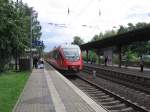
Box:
[30,8,37,71]
[15,0,22,71]
[30,7,33,71]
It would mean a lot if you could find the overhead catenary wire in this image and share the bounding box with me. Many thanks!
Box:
[66,0,94,26]
[66,0,102,30]
[48,0,102,30]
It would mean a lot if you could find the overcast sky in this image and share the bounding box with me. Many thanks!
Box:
[22,0,150,51]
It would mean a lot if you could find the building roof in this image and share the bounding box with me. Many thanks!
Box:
[80,26,150,50]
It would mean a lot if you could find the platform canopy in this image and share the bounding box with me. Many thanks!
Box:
[80,26,150,50]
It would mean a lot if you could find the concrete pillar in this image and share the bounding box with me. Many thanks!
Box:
[86,50,89,63]
[96,50,101,64]
[118,45,122,68]
[98,55,100,64]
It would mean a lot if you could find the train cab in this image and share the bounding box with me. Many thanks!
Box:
[48,44,83,72]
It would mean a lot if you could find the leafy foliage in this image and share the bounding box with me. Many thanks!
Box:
[72,36,84,45]
[0,0,42,72]
[90,22,150,61]
[91,35,99,42]
[102,29,116,38]
[80,22,150,63]
[119,23,150,58]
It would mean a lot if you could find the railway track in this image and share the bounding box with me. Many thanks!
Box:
[68,75,149,112]
[81,65,150,110]
[83,65,150,94]
[46,62,150,111]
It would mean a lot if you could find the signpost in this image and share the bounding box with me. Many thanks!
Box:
[32,40,44,47]
[25,48,37,52]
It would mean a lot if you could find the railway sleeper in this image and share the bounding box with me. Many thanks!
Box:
[98,95,110,99]
[82,91,106,95]
[91,96,104,100]
[96,92,106,95]
[110,110,120,112]
[89,93,109,98]
[93,94,107,98]
[144,95,150,109]
[110,108,134,112]
[84,85,96,87]
[81,86,98,89]
[101,100,120,106]
[85,90,104,94]
[104,103,127,110]
[90,93,106,96]
[84,89,100,92]
[120,107,134,112]
[99,97,115,102]
[79,86,95,89]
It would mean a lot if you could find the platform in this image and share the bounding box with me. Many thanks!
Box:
[13,63,108,112]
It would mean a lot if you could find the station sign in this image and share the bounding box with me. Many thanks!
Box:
[32,40,44,47]
[25,48,37,52]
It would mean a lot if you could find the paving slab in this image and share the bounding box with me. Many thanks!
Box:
[45,63,108,112]
[13,69,55,112]
[13,63,108,112]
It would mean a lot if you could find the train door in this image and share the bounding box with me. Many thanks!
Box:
[52,50,57,66]
[55,51,63,69]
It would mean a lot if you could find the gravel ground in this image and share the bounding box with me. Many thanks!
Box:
[79,72,150,110]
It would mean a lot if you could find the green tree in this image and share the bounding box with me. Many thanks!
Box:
[91,35,99,42]
[0,0,42,72]
[72,36,84,45]
[99,32,103,39]
[117,25,128,34]
[127,23,135,31]
[120,22,150,60]
[103,29,116,38]
[135,22,148,29]
[0,1,17,71]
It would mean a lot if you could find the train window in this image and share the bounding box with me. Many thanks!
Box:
[56,52,61,59]
[63,48,80,60]
[54,51,57,59]
[55,51,59,59]
[52,51,56,59]
[53,50,60,59]
[56,51,62,59]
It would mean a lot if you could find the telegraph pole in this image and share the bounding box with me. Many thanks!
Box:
[30,7,33,71]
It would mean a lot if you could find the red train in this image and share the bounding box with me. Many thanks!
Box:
[47,44,83,71]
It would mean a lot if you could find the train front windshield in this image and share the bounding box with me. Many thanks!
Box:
[63,48,80,60]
